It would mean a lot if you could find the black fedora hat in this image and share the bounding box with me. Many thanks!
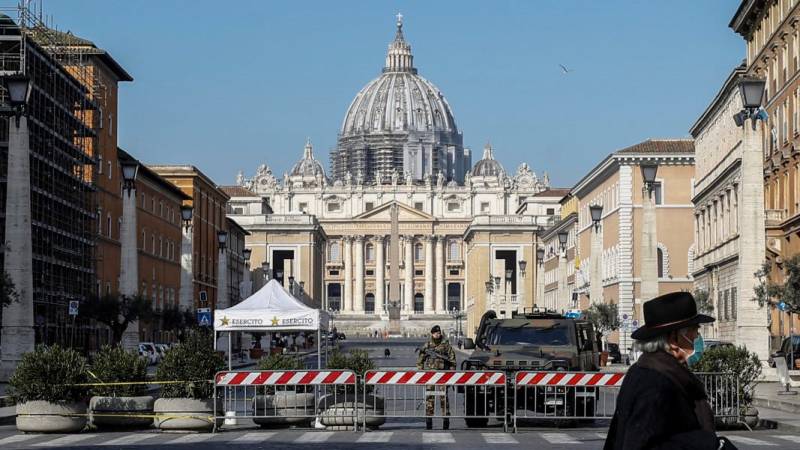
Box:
[631,291,714,340]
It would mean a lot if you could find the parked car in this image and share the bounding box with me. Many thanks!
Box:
[138,342,159,365]
[607,343,622,364]
[769,336,800,369]
[155,343,171,358]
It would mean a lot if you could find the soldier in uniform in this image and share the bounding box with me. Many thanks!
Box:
[417,325,456,430]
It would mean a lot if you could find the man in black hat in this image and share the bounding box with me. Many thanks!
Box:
[604,292,736,450]
[417,324,456,430]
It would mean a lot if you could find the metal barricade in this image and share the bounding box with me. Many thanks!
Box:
[513,371,624,431]
[696,372,741,426]
[213,369,357,431]
[362,369,508,430]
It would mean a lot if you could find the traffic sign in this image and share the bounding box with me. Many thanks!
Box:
[68,300,79,316]
[632,320,639,327]
[622,314,628,320]
[199,291,208,302]
[197,307,211,327]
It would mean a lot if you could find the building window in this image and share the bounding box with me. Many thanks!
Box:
[159,201,164,217]
[98,155,103,174]
[298,202,308,212]
[657,248,664,278]
[365,293,375,313]
[108,161,112,180]
[414,243,424,261]
[329,241,341,262]
[365,202,374,211]
[151,198,155,213]
[480,202,490,213]
[327,202,341,212]
[653,182,663,205]
[151,235,155,254]
[106,214,112,238]
[414,202,423,211]
[98,207,103,234]
[414,293,424,313]
[731,287,737,319]
[546,208,555,215]
[366,243,375,262]
[448,240,459,260]
[447,202,460,212]
[141,230,146,249]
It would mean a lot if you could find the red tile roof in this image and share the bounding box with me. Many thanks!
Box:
[614,139,694,155]
[219,185,256,197]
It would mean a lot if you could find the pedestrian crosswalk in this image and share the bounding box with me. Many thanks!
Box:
[0,430,792,448]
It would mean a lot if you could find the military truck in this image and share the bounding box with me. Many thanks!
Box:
[460,309,601,427]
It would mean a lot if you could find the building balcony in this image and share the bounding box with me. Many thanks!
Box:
[766,209,787,226]
[472,215,539,226]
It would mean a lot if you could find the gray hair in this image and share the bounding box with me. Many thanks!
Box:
[634,334,670,353]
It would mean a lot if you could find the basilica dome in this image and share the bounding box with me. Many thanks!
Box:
[471,143,505,177]
[290,139,326,178]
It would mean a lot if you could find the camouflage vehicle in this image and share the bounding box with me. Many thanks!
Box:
[460,309,601,427]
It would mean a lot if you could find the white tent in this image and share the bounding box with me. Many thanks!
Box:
[213,279,328,368]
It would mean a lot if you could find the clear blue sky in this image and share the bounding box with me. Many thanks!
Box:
[41,0,743,188]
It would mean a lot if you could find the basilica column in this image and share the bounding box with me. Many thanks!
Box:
[435,235,446,313]
[403,235,414,314]
[343,236,353,312]
[424,236,435,314]
[375,236,385,313]
[354,235,365,313]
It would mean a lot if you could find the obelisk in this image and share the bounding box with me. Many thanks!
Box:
[388,203,401,334]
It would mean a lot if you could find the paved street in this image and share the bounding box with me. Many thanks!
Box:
[0,426,795,450]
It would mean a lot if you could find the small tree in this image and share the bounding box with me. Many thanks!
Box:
[0,271,19,308]
[585,302,620,344]
[81,294,154,344]
[89,345,149,397]
[159,305,196,342]
[693,289,714,315]
[156,328,223,399]
[754,256,800,314]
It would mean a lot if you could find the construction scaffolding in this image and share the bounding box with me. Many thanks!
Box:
[0,0,101,349]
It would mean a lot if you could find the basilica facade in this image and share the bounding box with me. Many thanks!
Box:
[226,18,564,336]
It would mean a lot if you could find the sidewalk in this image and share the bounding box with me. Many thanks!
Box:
[753,382,800,414]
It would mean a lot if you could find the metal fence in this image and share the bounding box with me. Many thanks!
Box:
[696,372,741,425]
[362,370,508,431]
[213,370,357,431]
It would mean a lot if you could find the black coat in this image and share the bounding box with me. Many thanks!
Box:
[604,351,721,450]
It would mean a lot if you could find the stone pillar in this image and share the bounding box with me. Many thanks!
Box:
[354,235,365,313]
[403,235,414,314]
[375,236,385,313]
[1,116,35,375]
[343,237,353,312]
[558,249,568,311]
[435,235,446,313]
[536,257,544,309]
[178,222,194,311]
[736,121,769,362]
[640,184,659,303]
[424,236,435,314]
[590,225,603,305]
[217,247,228,309]
[119,181,140,350]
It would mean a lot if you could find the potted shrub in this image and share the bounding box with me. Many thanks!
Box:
[692,345,762,429]
[318,349,384,430]
[9,345,89,433]
[251,354,312,428]
[153,329,224,432]
[88,345,152,429]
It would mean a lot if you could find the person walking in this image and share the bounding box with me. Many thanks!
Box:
[417,325,456,430]
[604,292,736,450]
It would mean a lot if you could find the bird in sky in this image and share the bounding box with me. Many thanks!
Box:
[559,64,574,74]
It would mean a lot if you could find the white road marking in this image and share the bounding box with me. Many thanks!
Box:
[422,432,456,444]
[596,432,608,439]
[726,435,777,446]
[96,434,158,446]
[357,432,393,443]
[776,435,800,443]
[232,432,276,443]
[165,434,215,444]
[33,434,97,447]
[482,433,518,444]
[541,432,581,444]
[0,434,40,445]
[294,432,333,443]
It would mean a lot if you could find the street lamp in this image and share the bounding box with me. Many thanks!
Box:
[733,78,767,129]
[557,231,568,251]
[120,160,139,195]
[261,261,270,281]
[505,268,513,280]
[217,230,228,250]
[640,162,659,193]
[242,248,252,262]
[2,74,32,126]
[537,247,545,265]
[589,204,603,231]
[518,259,527,277]
[180,205,193,231]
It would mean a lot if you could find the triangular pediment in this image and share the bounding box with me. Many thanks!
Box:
[353,200,434,221]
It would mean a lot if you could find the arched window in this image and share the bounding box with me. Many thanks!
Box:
[329,241,341,262]
[657,248,664,278]
[414,293,424,313]
[365,293,375,313]
[415,243,424,261]
[448,240,459,261]
[366,243,375,262]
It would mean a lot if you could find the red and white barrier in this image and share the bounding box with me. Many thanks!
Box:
[215,370,356,386]
[364,370,506,385]
[515,371,624,387]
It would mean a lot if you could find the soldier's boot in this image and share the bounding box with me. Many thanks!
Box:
[442,418,449,430]
[426,418,433,430]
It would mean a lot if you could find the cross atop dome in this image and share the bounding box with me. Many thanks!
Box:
[385,13,414,73]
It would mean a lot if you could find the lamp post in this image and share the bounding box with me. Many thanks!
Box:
[1,74,36,371]
[640,162,659,309]
[240,247,252,299]
[117,158,141,350]
[216,231,229,309]
[178,205,194,312]
[732,77,770,363]
[589,204,604,306]
[557,231,569,312]
[536,247,545,310]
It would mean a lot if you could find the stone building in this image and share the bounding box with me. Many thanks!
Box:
[569,139,696,354]
[730,0,800,351]
[541,194,578,314]
[228,18,564,336]
[689,63,770,361]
